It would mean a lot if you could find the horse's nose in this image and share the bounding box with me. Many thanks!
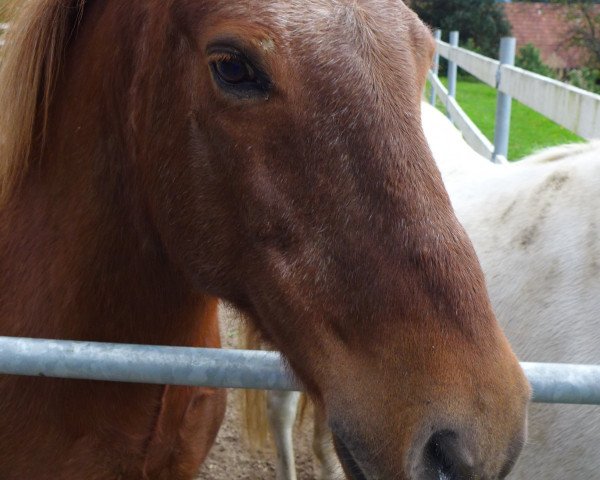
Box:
[419,429,523,480]
[423,430,475,479]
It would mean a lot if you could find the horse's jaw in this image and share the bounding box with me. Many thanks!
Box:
[333,435,369,480]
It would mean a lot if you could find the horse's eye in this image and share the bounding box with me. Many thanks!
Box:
[208,48,271,99]
[213,57,255,85]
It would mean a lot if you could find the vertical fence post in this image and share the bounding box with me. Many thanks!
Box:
[447,31,459,101]
[429,29,442,106]
[493,37,516,163]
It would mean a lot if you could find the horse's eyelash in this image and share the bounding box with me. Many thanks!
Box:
[210,52,238,63]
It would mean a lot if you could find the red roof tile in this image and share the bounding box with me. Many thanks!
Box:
[503,3,599,69]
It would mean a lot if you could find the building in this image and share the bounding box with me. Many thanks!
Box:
[502,2,599,70]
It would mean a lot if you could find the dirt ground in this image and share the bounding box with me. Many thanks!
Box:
[197,305,319,480]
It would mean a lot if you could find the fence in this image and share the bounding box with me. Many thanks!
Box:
[428,30,600,162]
[0,336,600,405]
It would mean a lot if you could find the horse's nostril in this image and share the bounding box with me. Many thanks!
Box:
[424,430,475,480]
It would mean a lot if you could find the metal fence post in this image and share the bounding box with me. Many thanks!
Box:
[493,37,516,163]
[429,29,442,106]
[447,31,459,100]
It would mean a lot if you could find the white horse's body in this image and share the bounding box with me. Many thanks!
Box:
[423,103,600,479]
[261,103,600,479]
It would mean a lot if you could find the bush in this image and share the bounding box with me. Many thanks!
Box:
[412,0,511,58]
[567,67,600,93]
[516,44,556,78]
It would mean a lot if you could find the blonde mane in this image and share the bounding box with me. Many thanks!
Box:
[0,0,85,204]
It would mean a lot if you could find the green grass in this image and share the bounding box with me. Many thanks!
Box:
[433,76,583,161]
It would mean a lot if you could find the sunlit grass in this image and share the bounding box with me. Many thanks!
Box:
[432,76,583,161]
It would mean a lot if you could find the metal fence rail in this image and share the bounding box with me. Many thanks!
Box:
[0,336,298,391]
[0,336,599,405]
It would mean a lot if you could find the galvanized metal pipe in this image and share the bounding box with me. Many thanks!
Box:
[522,362,600,405]
[0,336,299,391]
[0,337,599,405]
[447,31,460,101]
[493,36,516,162]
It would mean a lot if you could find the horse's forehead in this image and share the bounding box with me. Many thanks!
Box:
[205,0,410,50]
[213,0,405,20]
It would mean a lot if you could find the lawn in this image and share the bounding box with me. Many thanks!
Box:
[433,76,583,161]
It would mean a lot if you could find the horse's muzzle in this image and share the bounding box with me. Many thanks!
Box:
[333,427,521,480]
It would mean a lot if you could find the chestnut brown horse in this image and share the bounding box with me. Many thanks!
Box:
[0,1,529,479]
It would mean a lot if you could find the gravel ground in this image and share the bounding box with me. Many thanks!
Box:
[197,305,319,480]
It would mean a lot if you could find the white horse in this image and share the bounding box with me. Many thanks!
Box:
[247,102,600,480]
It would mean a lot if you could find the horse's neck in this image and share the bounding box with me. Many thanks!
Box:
[0,2,217,347]
[0,153,210,346]
[0,95,211,348]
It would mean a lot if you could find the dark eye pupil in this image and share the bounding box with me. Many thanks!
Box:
[216,59,250,84]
